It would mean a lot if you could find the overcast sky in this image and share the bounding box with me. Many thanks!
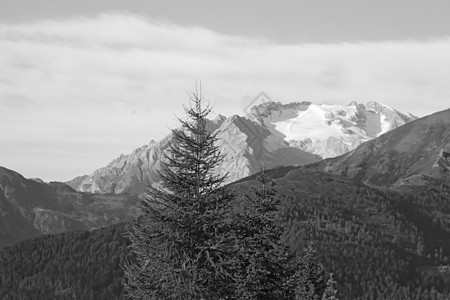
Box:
[1,0,450,181]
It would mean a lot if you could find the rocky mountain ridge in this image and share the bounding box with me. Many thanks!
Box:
[67,100,416,195]
[67,114,320,195]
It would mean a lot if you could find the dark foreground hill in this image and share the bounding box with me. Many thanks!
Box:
[2,169,450,299]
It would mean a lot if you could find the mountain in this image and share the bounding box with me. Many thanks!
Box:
[67,114,320,195]
[2,104,446,298]
[0,166,137,247]
[3,167,450,299]
[67,100,414,195]
[305,109,450,188]
[248,100,417,158]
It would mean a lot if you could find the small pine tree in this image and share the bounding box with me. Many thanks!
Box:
[123,87,236,299]
[230,169,291,299]
[289,243,327,300]
[322,273,339,300]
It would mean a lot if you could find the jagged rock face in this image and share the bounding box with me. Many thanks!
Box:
[249,100,417,159]
[0,166,136,247]
[67,116,228,195]
[215,115,319,183]
[68,139,166,195]
[68,112,320,195]
[307,109,450,187]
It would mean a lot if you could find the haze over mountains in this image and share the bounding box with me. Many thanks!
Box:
[67,100,416,195]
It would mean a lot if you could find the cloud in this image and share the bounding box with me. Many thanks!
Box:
[1,12,449,180]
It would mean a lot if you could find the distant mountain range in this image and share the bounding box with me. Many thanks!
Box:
[67,100,416,195]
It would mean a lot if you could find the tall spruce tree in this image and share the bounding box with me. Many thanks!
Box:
[123,87,236,299]
[230,169,292,299]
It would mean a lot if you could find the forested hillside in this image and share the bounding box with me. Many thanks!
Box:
[0,225,132,300]
[1,169,450,299]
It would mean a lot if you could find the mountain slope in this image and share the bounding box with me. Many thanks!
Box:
[306,109,450,187]
[0,166,137,247]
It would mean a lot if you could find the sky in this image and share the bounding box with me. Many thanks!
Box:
[1,0,450,181]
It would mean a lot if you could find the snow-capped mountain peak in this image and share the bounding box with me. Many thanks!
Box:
[248,100,417,158]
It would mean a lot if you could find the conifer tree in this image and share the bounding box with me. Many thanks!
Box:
[230,169,292,299]
[289,243,327,300]
[123,86,236,299]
